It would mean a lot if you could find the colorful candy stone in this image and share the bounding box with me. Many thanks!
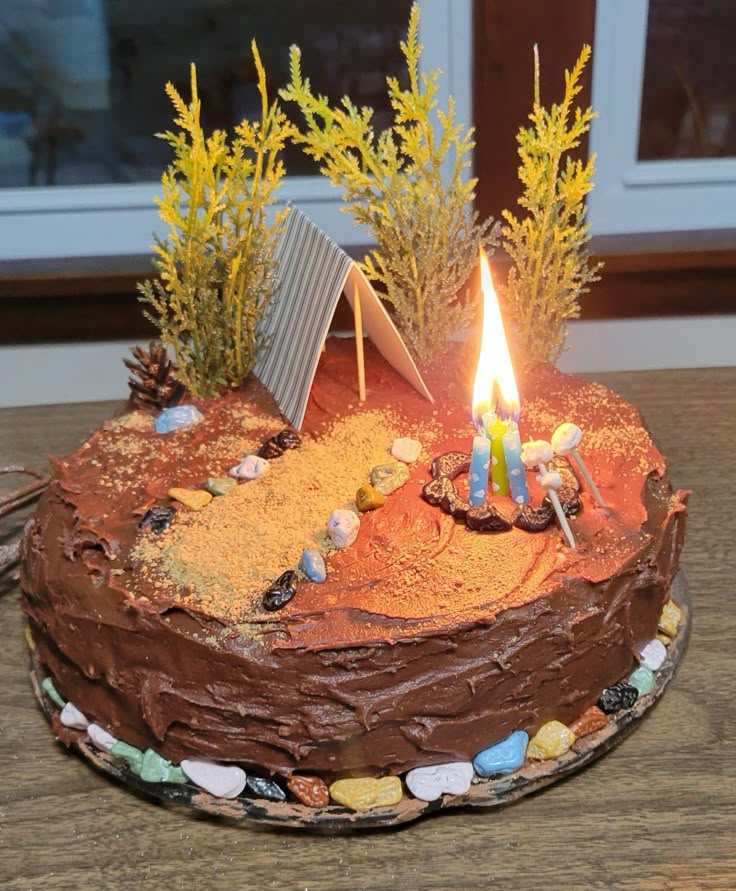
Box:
[526,721,576,760]
[229,454,269,480]
[41,676,65,708]
[246,775,286,801]
[327,509,360,549]
[569,706,608,738]
[657,632,671,646]
[154,404,203,434]
[659,599,682,637]
[405,762,474,802]
[370,462,410,496]
[139,505,176,533]
[598,681,639,714]
[60,702,89,730]
[204,477,237,497]
[391,437,422,464]
[181,759,247,798]
[137,748,186,783]
[355,484,386,512]
[298,549,327,583]
[87,723,118,752]
[262,570,298,611]
[287,774,330,808]
[473,730,528,777]
[111,740,145,774]
[167,487,212,511]
[629,664,655,696]
[329,776,402,811]
[257,437,284,459]
[637,638,667,671]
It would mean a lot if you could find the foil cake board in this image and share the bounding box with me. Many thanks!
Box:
[28,572,691,832]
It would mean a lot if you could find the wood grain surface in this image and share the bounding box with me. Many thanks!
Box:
[1,368,734,891]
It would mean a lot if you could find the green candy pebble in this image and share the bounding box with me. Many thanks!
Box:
[629,664,655,696]
[41,676,66,708]
[110,741,145,774]
[204,476,237,497]
[163,765,188,784]
[139,748,173,783]
[371,462,410,496]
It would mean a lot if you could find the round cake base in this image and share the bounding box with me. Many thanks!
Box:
[28,573,691,832]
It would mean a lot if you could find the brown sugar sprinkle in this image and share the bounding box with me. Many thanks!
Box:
[132,408,439,618]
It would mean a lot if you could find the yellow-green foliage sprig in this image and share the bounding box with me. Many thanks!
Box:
[138,41,296,397]
[280,3,496,363]
[502,45,602,369]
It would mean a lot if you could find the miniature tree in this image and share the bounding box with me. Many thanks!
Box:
[501,45,602,369]
[138,41,296,397]
[281,3,496,364]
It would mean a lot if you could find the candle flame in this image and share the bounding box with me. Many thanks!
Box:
[471,247,520,425]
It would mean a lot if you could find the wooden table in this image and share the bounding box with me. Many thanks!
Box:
[1,368,734,890]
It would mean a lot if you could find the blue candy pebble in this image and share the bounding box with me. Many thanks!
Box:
[473,730,529,777]
[154,404,203,434]
[299,548,327,583]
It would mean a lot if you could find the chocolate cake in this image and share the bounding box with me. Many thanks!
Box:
[20,337,688,810]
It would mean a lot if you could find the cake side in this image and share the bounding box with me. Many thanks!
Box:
[20,339,689,777]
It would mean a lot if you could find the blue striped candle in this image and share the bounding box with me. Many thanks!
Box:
[468,434,491,506]
[502,420,530,504]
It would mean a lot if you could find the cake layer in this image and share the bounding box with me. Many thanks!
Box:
[21,339,688,777]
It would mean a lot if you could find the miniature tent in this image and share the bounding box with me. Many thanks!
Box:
[253,209,433,429]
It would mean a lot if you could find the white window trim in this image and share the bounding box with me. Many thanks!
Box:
[588,0,736,236]
[0,0,471,261]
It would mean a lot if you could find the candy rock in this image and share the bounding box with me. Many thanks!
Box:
[87,723,118,752]
[204,476,237,497]
[111,740,145,774]
[41,676,65,708]
[287,774,330,808]
[139,748,185,783]
[181,759,247,798]
[327,509,360,549]
[526,721,576,760]
[262,570,298,612]
[521,439,554,469]
[355,483,386,512]
[473,730,528,777]
[391,437,422,464]
[405,761,474,801]
[637,638,667,671]
[551,422,583,455]
[370,461,410,496]
[154,404,203,434]
[60,702,89,730]
[229,454,270,480]
[329,776,402,811]
[629,664,655,696]
[246,775,286,801]
[569,706,608,738]
[658,599,682,637]
[167,487,212,511]
[299,548,327,583]
[598,681,639,714]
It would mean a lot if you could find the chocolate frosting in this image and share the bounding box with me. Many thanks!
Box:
[21,339,688,778]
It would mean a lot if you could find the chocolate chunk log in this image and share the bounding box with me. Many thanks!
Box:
[430,452,471,481]
[465,505,513,533]
[422,476,455,506]
[262,570,298,612]
[513,503,555,532]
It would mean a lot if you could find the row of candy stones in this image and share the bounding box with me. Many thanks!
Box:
[34,598,681,812]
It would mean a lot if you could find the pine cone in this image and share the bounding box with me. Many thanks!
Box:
[123,342,185,411]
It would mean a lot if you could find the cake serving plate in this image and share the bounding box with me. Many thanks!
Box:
[27,573,691,832]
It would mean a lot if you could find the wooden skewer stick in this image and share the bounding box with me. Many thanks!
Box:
[353,282,366,403]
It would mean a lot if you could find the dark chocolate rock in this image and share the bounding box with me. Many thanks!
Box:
[245,775,286,801]
[440,490,471,520]
[139,505,176,534]
[275,428,301,451]
[262,570,298,612]
[422,476,455,506]
[258,438,285,460]
[544,486,582,517]
[430,452,470,481]
[597,681,639,714]
[513,503,555,532]
[465,505,513,533]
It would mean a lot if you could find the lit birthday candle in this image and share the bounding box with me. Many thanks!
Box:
[468,431,491,506]
[502,419,530,505]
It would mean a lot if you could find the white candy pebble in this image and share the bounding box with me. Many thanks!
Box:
[181,759,247,799]
[551,422,583,455]
[229,454,270,480]
[327,509,360,549]
[638,638,667,671]
[60,702,89,730]
[87,723,118,752]
[391,437,422,464]
[405,761,475,802]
